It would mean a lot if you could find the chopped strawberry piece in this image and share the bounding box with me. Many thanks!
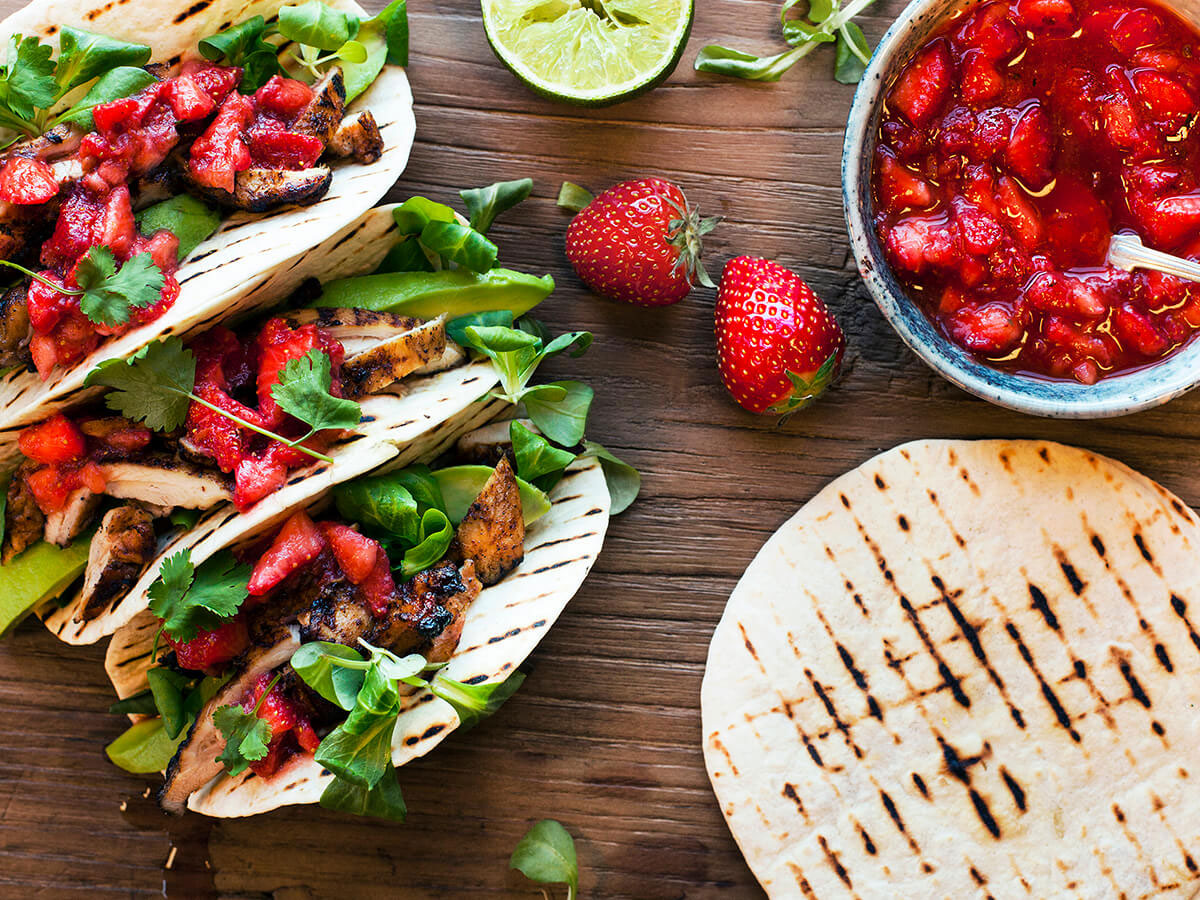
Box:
[91,83,163,134]
[995,176,1044,248]
[80,460,108,494]
[238,671,320,776]
[19,414,87,465]
[188,93,254,193]
[246,129,324,170]
[1132,69,1196,119]
[25,272,73,333]
[956,2,1022,60]
[889,42,953,126]
[247,510,327,596]
[186,381,266,472]
[953,200,1006,254]
[1013,0,1075,29]
[1114,303,1169,355]
[165,618,249,674]
[876,149,933,212]
[29,334,58,380]
[233,454,289,510]
[319,522,379,585]
[138,229,182,272]
[94,185,137,259]
[945,302,1023,354]
[25,465,78,513]
[180,61,242,103]
[88,419,152,455]
[1141,193,1200,247]
[41,188,109,269]
[0,156,58,205]
[164,74,216,123]
[254,75,315,120]
[130,270,179,327]
[360,551,398,618]
[960,50,1005,105]
[884,214,959,273]
[1004,103,1054,188]
[1108,7,1164,56]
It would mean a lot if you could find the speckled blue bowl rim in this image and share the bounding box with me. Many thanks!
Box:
[841,0,1200,419]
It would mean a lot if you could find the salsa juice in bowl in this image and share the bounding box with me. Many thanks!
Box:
[871,0,1200,385]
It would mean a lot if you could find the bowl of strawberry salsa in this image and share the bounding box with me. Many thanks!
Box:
[843,0,1200,416]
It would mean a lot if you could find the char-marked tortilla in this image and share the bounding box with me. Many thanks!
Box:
[105,443,611,816]
[0,0,416,444]
[703,440,1200,899]
[39,203,497,645]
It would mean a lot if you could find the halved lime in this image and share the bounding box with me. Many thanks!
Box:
[481,0,694,106]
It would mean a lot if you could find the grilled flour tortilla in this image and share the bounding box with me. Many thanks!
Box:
[105,419,611,817]
[0,0,415,437]
[703,440,1200,899]
[38,204,503,646]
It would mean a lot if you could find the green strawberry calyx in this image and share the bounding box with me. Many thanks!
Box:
[665,195,721,289]
[766,349,840,416]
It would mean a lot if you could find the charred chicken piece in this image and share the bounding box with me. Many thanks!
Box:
[279,308,423,355]
[426,559,479,664]
[161,628,302,814]
[0,281,31,368]
[11,123,84,162]
[77,505,156,621]
[43,488,100,547]
[2,461,44,562]
[453,456,525,585]
[341,317,447,399]
[98,457,233,509]
[327,110,384,164]
[80,417,149,461]
[291,68,346,144]
[453,418,540,467]
[189,166,334,213]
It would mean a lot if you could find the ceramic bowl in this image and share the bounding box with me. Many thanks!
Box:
[841,0,1200,418]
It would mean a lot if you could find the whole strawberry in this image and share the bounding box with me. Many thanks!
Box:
[715,256,845,414]
[560,178,718,306]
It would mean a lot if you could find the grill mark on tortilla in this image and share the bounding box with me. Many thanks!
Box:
[1004,622,1081,742]
[805,669,864,760]
[1112,651,1152,708]
[1112,803,1165,889]
[1055,550,1085,595]
[173,0,212,22]
[1133,532,1154,563]
[1168,594,1200,657]
[911,772,929,798]
[1028,584,1059,631]
[817,835,853,889]
[785,863,819,899]
[738,622,758,660]
[1000,767,1027,812]
[897,595,971,708]
[781,782,811,823]
[708,734,738,777]
[855,822,877,855]
[935,574,1025,727]
[810,603,886,724]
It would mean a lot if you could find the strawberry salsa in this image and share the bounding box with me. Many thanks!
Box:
[873,0,1200,383]
[4,59,337,378]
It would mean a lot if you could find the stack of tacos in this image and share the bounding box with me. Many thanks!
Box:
[0,0,635,819]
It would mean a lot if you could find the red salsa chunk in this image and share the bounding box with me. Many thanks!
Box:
[873,0,1200,383]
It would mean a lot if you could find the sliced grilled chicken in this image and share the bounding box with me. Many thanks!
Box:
[234,166,333,212]
[426,559,479,664]
[10,124,84,162]
[80,417,149,462]
[77,505,156,621]
[0,281,30,368]
[341,317,447,399]
[455,418,537,466]
[43,488,101,546]
[160,627,301,814]
[453,456,525,585]
[279,307,423,355]
[0,205,44,263]
[327,110,383,164]
[131,164,180,211]
[98,457,233,508]
[2,462,45,563]
[291,68,346,144]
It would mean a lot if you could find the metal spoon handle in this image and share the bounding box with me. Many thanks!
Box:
[1107,232,1200,283]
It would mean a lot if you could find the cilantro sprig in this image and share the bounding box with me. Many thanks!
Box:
[695,0,876,85]
[0,248,164,328]
[148,549,252,643]
[0,27,153,143]
[85,338,362,464]
[213,672,282,776]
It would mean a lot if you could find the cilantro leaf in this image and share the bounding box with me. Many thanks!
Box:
[75,248,165,327]
[86,336,195,432]
[147,549,250,642]
[0,35,57,122]
[271,349,362,435]
[214,700,273,776]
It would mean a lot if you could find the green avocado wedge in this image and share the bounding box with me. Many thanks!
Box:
[433,466,551,525]
[106,716,187,774]
[0,535,94,638]
[314,269,554,321]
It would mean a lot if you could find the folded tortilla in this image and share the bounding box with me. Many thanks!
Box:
[0,0,416,443]
[40,204,502,645]
[105,438,611,817]
[703,440,1200,898]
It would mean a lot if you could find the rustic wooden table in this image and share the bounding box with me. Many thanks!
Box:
[4,0,1200,897]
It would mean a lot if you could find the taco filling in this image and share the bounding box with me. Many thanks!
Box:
[0,6,396,379]
[149,453,530,813]
[3,305,451,619]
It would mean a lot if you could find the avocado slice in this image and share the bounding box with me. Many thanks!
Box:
[315,268,553,321]
[0,534,93,638]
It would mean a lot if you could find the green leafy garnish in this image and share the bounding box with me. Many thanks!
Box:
[694,0,876,84]
[108,689,158,716]
[320,762,408,820]
[271,349,363,439]
[314,663,405,787]
[146,667,192,739]
[429,669,525,731]
[400,507,453,579]
[135,194,222,259]
[105,716,187,774]
[0,247,165,329]
[147,549,251,643]
[511,421,574,489]
[213,673,280,776]
[581,442,641,515]
[86,337,352,464]
[289,640,369,710]
[460,178,533,235]
[510,819,580,900]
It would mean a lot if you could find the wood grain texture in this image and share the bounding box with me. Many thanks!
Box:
[4,0,1200,897]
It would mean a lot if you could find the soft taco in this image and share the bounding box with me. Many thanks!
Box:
[0,0,416,435]
[2,191,567,645]
[102,413,620,818]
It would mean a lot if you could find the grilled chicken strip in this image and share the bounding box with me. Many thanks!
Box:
[2,461,45,562]
[341,317,447,399]
[78,505,156,621]
[454,418,538,467]
[98,457,233,508]
[291,68,346,144]
[10,124,84,162]
[453,456,525,585]
[426,559,478,664]
[0,281,31,368]
[160,627,302,814]
[189,165,334,212]
[327,110,383,164]
[280,308,422,354]
[43,488,101,547]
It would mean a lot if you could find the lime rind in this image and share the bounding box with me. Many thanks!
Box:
[482,0,693,105]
